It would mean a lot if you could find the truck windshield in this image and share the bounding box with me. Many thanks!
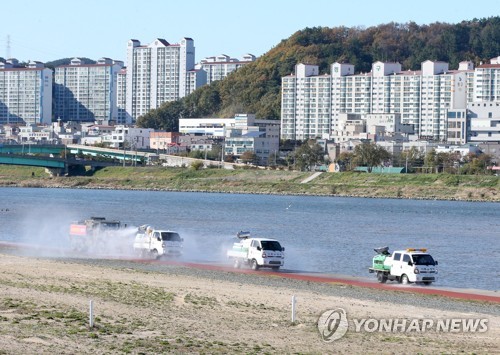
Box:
[412,254,435,266]
[161,232,182,242]
[261,240,282,251]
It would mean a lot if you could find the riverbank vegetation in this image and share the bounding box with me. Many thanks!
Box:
[0,165,498,202]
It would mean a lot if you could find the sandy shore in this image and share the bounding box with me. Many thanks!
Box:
[0,253,498,354]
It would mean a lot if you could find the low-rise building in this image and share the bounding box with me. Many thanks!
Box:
[468,102,500,143]
[150,132,180,153]
[102,125,153,149]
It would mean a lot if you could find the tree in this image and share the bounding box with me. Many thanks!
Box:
[462,152,493,175]
[292,140,325,171]
[336,151,355,171]
[240,150,258,165]
[400,147,424,172]
[352,142,391,172]
[424,149,438,173]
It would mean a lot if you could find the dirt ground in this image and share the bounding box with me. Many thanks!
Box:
[0,253,498,354]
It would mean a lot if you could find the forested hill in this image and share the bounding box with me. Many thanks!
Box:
[137,17,500,131]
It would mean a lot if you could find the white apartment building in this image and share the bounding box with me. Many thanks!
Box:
[126,37,204,122]
[54,58,124,124]
[282,59,471,142]
[473,57,500,102]
[0,59,52,125]
[116,68,129,124]
[195,54,256,84]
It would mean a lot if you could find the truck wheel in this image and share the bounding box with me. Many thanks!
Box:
[377,272,387,283]
[251,259,260,270]
[233,259,240,269]
[151,249,159,259]
[401,274,410,285]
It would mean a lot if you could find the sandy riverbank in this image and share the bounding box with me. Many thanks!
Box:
[0,254,498,354]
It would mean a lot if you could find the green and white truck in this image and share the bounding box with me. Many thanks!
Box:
[369,247,438,285]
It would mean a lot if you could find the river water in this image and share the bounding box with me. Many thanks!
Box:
[0,187,498,291]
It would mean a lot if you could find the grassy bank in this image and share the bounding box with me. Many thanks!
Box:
[0,165,498,201]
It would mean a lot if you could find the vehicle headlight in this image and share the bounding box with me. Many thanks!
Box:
[414,268,420,274]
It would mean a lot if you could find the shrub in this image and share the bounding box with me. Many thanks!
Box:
[190,161,204,170]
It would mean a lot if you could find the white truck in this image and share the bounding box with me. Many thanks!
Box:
[368,247,438,285]
[133,225,183,259]
[227,231,285,270]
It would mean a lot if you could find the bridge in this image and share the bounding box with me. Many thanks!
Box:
[0,143,239,173]
[0,144,150,175]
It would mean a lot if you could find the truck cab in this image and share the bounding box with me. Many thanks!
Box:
[386,248,438,284]
[369,247,438,285]
[133,226,183,259]
[227,232,285,270]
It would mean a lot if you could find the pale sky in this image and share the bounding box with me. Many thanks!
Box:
[0,0,498,64]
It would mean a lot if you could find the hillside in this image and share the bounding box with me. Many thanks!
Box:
[44,57,96,70]
[136,17,500,131]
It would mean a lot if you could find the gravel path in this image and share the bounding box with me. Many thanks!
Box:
[64,257,500,317]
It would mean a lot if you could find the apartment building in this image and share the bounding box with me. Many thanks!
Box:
[474,57,500,102]
[116,68,129,124]
[54,58,124,123]
[0,59,52,125]
[195,53,256,84]
[125,37,205,122]
[281,59,472,141]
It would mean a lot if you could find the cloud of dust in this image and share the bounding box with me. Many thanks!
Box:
[16,211,139,259]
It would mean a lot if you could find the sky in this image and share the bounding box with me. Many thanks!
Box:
[0,0,498,64]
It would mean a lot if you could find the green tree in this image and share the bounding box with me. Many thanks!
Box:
[292,140,325,171]
[400,147,424,172]
[462,153,493,175]
[352,143,391,172]
[336,151,355,171]
[424,149,438,173]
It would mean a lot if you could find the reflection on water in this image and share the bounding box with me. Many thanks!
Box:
[0,187,498,290]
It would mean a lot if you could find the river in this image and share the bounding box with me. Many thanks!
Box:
[0,187,498,291]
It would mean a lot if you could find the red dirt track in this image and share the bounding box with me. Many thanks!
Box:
[131,258,500,304]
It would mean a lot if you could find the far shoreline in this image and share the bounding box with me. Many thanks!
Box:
[1,165,499,202]
[1,183,498,204]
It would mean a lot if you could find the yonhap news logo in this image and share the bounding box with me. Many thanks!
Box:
[317,308,349,342]
[317,308,488,342]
